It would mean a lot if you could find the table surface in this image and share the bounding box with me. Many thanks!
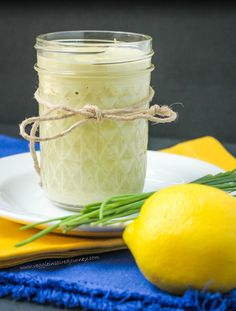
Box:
[0,136,235,311]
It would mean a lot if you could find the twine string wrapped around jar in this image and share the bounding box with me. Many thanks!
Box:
[20,86,177,178]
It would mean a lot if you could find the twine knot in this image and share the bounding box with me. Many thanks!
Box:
[83,104,103,121]
[20,87,178,177]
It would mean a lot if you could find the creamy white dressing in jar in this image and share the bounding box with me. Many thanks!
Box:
[35,31,154,209]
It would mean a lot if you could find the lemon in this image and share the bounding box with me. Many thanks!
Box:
[123,184,236,294]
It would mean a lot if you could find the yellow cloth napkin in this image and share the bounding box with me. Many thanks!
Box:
[0,136,235,268]
[163,136,236,170]
[0,218,125,268]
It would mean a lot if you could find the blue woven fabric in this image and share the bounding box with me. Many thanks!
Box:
[0,134,39,157]
[0,134,235,310]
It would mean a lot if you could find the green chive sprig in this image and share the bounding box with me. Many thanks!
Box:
[15,169,236,247]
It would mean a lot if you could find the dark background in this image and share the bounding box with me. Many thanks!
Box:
[0,4,235,144]
[0,4,236,310]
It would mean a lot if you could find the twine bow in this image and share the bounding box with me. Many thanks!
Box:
[20,87,177,177]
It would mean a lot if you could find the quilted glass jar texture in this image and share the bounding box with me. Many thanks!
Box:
[35,31,154,208]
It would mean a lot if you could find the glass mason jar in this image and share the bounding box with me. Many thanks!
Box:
[35,31,154,209]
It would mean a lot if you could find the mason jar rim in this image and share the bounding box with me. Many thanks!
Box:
[35,30,153,54]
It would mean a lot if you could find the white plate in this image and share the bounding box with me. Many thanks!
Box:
[0,151,223,237]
